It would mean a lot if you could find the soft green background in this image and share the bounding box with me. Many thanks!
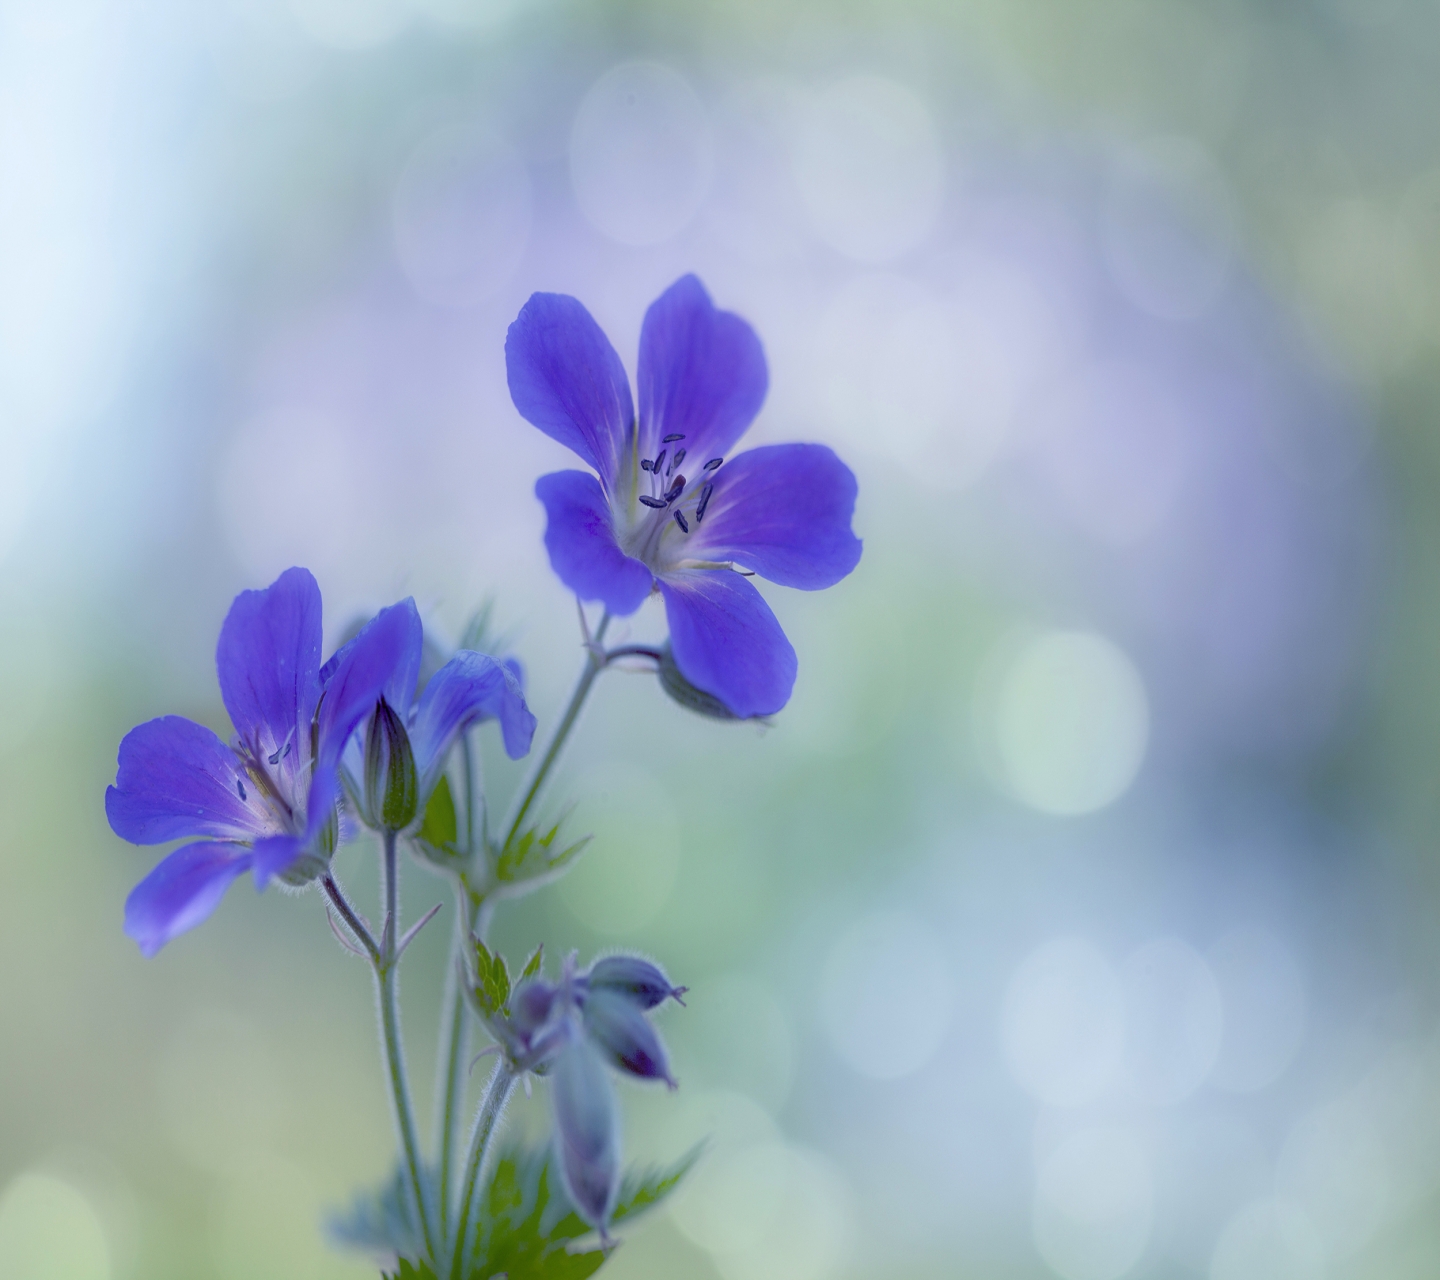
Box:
[3,0,1440,1278]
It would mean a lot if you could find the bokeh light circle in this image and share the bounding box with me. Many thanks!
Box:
[1003,937,1125,1107]
[1033,1126,1153,1280]
[820,909,954,1080]
[1120,937,1224,1106]
[570,62,713,246]
[0,1173,110,1280]
[1209,1199,1324,1280]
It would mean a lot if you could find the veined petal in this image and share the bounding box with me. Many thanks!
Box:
[536,470,654,615]
[106,716,270,845]
[659,571,797,719]
[686,444,862,589]
[319,597,424,714]
[551,1036,620,1232]
[507,292,634,490]
[124,841,253,957]
[411,651,537,794]
[316,598,422,774]
[216,568,323,792]
[637,275,767,467]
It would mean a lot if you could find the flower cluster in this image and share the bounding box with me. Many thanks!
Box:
[104,274,859,1275]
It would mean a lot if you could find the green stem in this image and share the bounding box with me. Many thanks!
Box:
[451,1061,519,1280]
[377,828,438,1265]
[502,611,612,851]
[434,880,470,1246]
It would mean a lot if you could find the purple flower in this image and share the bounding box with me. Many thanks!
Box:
[105,568,416,956]
[327,601,538,831]
[507,274,862,718]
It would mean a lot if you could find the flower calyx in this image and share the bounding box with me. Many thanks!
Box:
[362,697,419,833]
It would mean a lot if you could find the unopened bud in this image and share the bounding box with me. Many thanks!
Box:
[551,1036,620,1235]
[363,698,418,831]
[585,955,687,1009]
[582,989,676,1086]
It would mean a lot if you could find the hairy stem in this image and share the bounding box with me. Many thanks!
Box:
[322,873,379,964]
[502,610,612,850]
[377,829,437,1264]
[451,1060,519,1280]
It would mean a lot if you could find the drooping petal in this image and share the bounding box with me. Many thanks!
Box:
[637,275,768,468]
[551,1036,620,1233]
[585,955,687,1010]
[250,833,304,889]
[411,651,538,792]
[106,716,270,845]
[582,989,676,1086]
[535,470,654,615]
[658,570,797,719]
[124,841,253,957]
[507,292,635,489]
[216,568,323,794]
[686,444,862,589]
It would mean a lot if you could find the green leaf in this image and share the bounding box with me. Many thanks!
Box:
[468,937,511,1018]
[384,1261,436,1280]
[329,1160,434,1267]
[613,1144,704,1223]
[495,808,592,892]
[520,944,544,981]
[419,774,459,849]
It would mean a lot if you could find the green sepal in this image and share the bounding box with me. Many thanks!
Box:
[495,808,592,894]
[520,943,545,980]
[657,643,746,720]
[467,937,511,1018]
[411,773,464,871]
[366,699,419,831]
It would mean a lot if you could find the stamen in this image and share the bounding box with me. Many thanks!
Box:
[673,509,690,533]
[653,449,667,475]
[662,432,685,442]
[640,458,654,472]
[664,475,685,504]
[704,457,723,471]
[696,483,713,523]
[237,778,247,801]
[268,726,296,766]
[671,448,686,472]
[638,495,667,509]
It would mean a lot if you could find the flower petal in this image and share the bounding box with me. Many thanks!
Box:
[316,598,422,773]
[507,291,634,489]
[319,598,424,715]
[551,1036,620,1233]
[659,570,797,719]
[216,568,323,793]
[251,833,303,889]
[411,651,538,791]
[582,989,676,1085]
[106,716,268,845]
[637,275,767,467]
[687,444,862,589]
[124,841,253,957]
[536,470,654,615]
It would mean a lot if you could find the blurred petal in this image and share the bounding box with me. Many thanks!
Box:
[687,444,862,589]
[536,470,654,615]
[659,571,797,719]
[216,568,323,789]
[411,651,538,791]
[637,275,767,467]
[586,955,686,1009]
[124,841,252,957]
[507,292,634,489]
[551,1037,620,1232]
[250,833,303,890]
[583,989,676,1085]
[106,716,267,845]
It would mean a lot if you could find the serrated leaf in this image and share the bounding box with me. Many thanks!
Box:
[469,938,511,1017]
[520,944,544,980]
[384,1261,436,1280]
[613,1144,704,1223]
[419,774,459,849]
[330,1160,435,1266]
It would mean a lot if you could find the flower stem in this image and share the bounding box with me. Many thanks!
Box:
[377,828,438,1265]
[502,610,612,851]
[433,879,471,1245]
[451,1060,519,1280]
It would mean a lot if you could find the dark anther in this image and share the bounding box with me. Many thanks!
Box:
[639,495,667,509]
[236,778,247,801]
[641,458,654,472]
[662,432,685,442]
[703,457,723,471]
[653,449,667,475]
[673,509,690,533]
[696,483,714,523]
[664,475,685,503]
[672,448,687,471]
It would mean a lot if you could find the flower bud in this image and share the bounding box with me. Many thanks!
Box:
[582,989,676,1086]
[551,1037,619,1234]
[509,977,557,1038]
[363,698,418,831]
[585,955,687,1010]
[657,643,743,720]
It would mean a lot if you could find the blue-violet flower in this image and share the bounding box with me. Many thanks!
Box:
[105,568,414,956]
[506,274,863,718]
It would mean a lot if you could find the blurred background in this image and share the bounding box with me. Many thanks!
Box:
[4,0,1440,1276]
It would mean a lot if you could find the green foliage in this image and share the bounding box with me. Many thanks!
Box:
[520,943,545,980]
[495,810,591,892]
[468,938,512,1018]
[384,1260,436,1280]
[419,774,459,849]
[329,1162,431,1265]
